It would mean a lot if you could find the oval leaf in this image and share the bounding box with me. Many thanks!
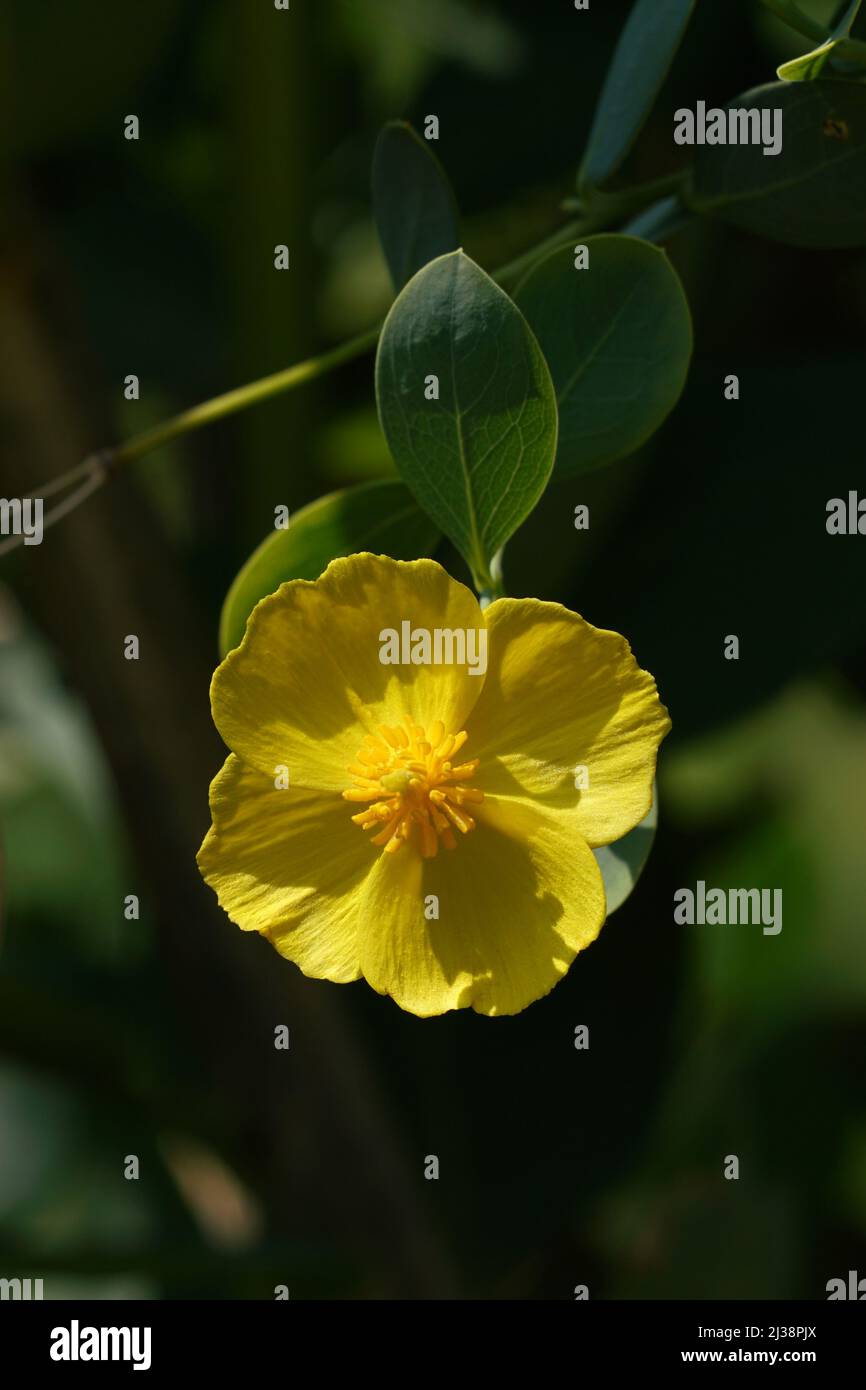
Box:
[375,250,558,589]
[579,0,698,192]
[372,121,460,293]
[219,480,440,656]
[593,787,658,916]
[514,236,692,477]
[687,81,866,247]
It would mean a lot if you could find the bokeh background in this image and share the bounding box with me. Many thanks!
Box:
[1,0,865,1299]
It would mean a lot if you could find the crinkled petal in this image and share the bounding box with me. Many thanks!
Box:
[466,598,670,847]
[211,554,486,791]
[357,793,606,1017]
[197,754,369,982]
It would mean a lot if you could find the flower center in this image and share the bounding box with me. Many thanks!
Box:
[342,717,483,858]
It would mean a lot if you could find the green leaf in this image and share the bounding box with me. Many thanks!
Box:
[218,480,440,657]
[375,249,558,589]
[758,0,831,46]
[593,788,658,916]
[687,80,866,247]
[372,121,460,292]
[777,0,866,82]
[579,0,699,192]
[780,36,866,80]
[514,236,692,478]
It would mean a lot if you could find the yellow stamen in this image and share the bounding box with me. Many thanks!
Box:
[343,716,484,858]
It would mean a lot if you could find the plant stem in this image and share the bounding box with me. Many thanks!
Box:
[112,326,380,465]
[2,187,680,555]
[478,548,507,607]
[491,215,598,287]
[760,0,830,42]
[113,218,591,469]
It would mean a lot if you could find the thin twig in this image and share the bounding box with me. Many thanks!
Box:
[0,195,671,554]
[0,452,109,557]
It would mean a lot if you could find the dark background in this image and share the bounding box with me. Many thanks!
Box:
[1,0,864,1299]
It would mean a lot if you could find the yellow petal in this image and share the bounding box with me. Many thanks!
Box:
[211,554,486,791]
[357,793,606,1017]
[197,754,369,983]
[466,598,670,847]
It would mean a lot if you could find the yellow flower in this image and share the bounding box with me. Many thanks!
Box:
[197,554,670,1017]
